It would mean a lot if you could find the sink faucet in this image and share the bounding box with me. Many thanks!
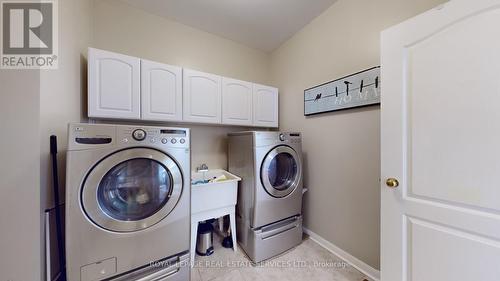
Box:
[197,163,209,172]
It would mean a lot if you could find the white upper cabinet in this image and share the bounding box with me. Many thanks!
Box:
[141,60,183,121]
[87,48,279,127]
[183,69,222,124]
[253,83,278,127]
[222,77,253,126]
[88,48,141,119]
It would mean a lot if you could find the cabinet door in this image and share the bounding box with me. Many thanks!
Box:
[222,77,253,126]
[253,83,278,127]
[141,60,183,121]
[88,48,140,119]
[183,69,222,124]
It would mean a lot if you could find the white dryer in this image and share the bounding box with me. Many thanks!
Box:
[65,123,190,281]
[228,131,303,263]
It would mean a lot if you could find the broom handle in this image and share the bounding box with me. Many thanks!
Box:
[50,135,66,281]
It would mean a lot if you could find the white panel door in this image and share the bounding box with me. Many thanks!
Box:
[222,77,253,126]
[88,48,140,119]
[381,1,500,281]
[253,83,278,127]
[183,69,222,124]
[141,60,183,121]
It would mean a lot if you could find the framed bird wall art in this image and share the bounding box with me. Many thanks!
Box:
[304,66,380,116]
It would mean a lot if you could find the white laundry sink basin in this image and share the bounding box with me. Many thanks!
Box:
[191,169,241,214]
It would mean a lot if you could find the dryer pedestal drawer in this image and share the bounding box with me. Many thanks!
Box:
[245,215,302,263]
[109,253,189,281]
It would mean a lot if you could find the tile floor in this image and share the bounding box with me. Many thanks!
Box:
[191,233,369,281]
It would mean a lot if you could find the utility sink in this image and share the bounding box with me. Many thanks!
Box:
[191,169,241,214]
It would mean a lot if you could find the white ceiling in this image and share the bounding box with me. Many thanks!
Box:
[122,0,337,52]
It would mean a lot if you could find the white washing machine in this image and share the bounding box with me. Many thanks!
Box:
[65,123,190,281]
[228,131,303,263]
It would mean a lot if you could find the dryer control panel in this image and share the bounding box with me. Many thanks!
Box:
[254,132,302,147]
[280,133,302,144]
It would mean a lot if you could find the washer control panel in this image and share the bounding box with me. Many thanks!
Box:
[118,126,189,148]
[132,129,147,141]
[68,123,190,150]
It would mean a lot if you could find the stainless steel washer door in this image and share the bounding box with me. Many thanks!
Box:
[261,145,301,198]
[81,148,183,232]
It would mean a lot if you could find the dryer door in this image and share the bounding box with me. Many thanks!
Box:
[261,145,301,198]
[81,148,183,232]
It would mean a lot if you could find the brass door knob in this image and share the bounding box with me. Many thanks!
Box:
[386,178,399,188]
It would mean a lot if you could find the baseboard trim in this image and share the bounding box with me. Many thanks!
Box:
[303,227,380,281]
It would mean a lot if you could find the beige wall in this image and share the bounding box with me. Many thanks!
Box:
[40,0,92,209]
[0,72,41,281]
[91,0,272,170]
[39,0,92,279]
[270,0,446,270]
[92,0,270,85]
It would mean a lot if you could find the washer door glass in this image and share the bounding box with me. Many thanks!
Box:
[82,148,183,232]
[261,146,301,198]
[267,153,297,191]
[97,158,172,221]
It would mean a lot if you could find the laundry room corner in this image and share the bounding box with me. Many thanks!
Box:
[4,0,496,280]
[269,0,447,274]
